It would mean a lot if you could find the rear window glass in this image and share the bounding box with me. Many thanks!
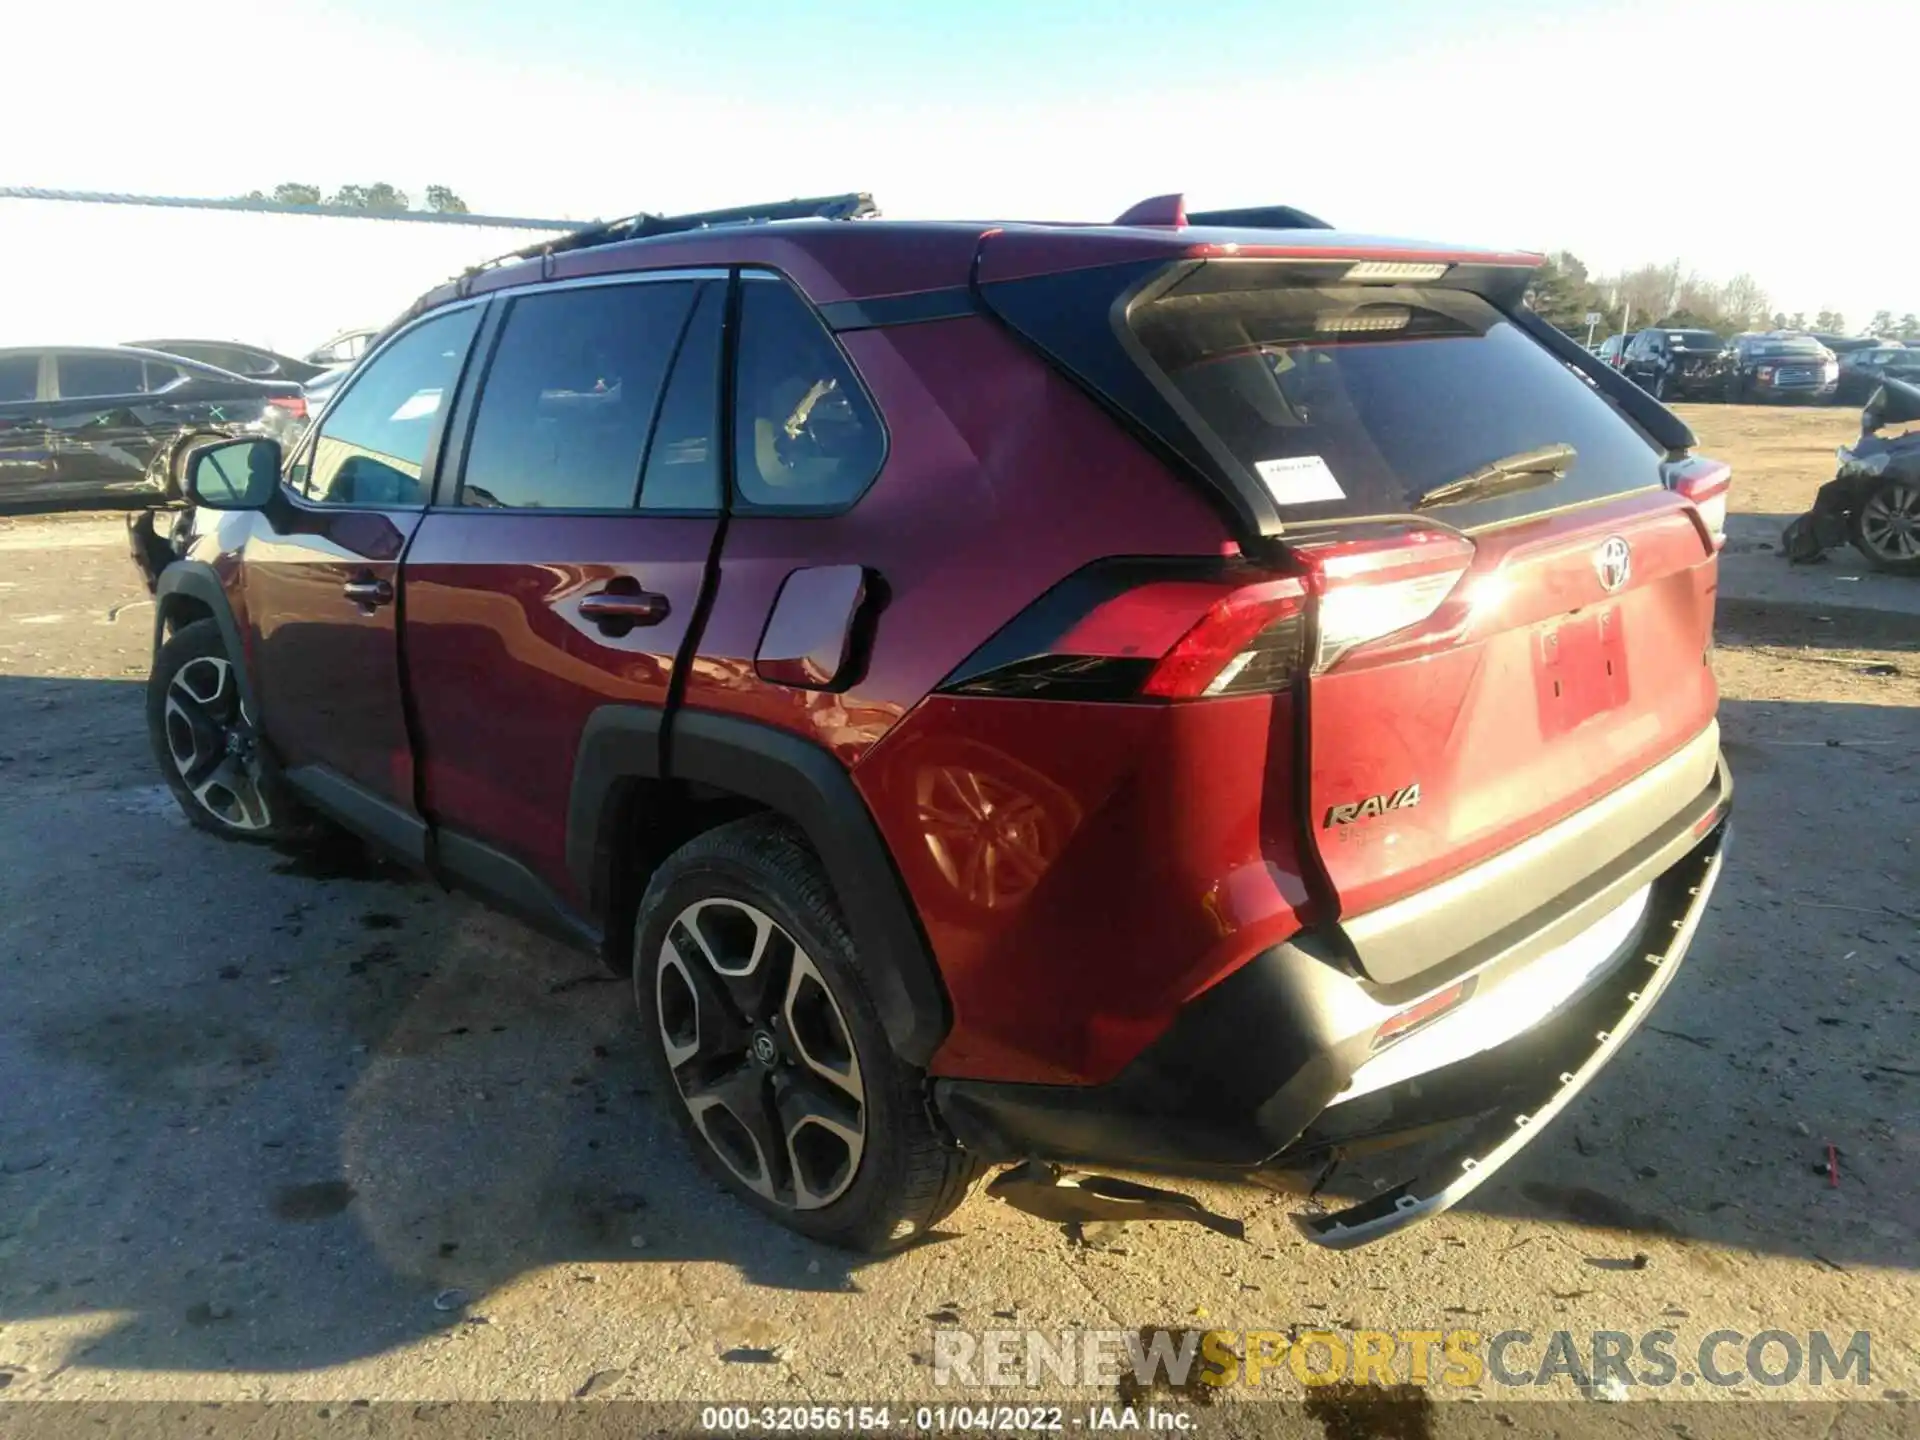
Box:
[1751,339,1827,357]
[1667,331,1720,349]
[1127,277,1665,527]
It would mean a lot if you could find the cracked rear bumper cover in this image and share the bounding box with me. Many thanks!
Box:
[1295,826,1725,1248]
[936,783,1730,1249]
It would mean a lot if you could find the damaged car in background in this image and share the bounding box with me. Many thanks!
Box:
[0,345,307,517]
[1783,377,1920,573]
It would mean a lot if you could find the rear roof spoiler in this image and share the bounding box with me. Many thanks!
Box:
[1111,194,1333,230]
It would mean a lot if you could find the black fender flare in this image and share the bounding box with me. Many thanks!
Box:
[568,706,952,1067]
[153,561,258,716]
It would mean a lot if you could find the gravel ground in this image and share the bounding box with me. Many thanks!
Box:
[0,493,1914,1417]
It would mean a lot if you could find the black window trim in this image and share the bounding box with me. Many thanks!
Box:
[431,266,731,519]
[280,297,488,514]
[727,268,891,519]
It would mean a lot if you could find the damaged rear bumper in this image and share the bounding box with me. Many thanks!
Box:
[934,757,1731,1249]
[1291,824,1723,1246]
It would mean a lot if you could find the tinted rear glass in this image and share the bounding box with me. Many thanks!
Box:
[1667,331,1720,349]
[1750,338,1827,357]
[1127,277,1665,527]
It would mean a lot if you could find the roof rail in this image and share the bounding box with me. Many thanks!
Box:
[475,192,878,275]
[1108,195,1333,231]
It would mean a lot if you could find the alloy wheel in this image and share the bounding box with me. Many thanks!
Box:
[1858,482,1920,563]
[163,656,273,831]
[656,898,866,1209]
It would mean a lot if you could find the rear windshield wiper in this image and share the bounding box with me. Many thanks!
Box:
[1415,443,1577,510]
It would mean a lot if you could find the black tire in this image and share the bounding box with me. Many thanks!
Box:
[1848,476,1920,575]
[633,815,976,1252]
[147,618,309,841]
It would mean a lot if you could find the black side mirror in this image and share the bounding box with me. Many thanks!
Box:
[185,437,282,510]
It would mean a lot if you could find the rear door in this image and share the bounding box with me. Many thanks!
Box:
[401,271,727,908]
[1121,274,1721,940]
[243,304,483,845]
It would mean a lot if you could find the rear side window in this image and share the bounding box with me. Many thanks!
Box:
[0,355,36,402]
[459,280,699,510]
[143,361,184,391]
[733,276,884,512]
[58,354,146,399]
[1126,274,1665,528]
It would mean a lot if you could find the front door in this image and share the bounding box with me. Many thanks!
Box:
[402,273,727,907]
[242,305,483,849]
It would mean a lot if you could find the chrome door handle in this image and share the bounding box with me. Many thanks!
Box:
[578,589,670,630]
[343,576,393,608]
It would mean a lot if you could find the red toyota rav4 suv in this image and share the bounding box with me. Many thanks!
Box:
[142,193,1733,1253]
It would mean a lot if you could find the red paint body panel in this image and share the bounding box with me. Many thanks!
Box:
[239,503,420,807]
[680,316,1232,763]
[401,512,718,903]
[1304,491,1719,922]
[855,693,1312,1086]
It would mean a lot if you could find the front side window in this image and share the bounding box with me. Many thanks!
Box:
[732,277,884,511]
[459,280,698,510]
[292,307,478,506]
[58,354,146,399]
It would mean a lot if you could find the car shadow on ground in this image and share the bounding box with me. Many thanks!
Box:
[0,675,1913,1376]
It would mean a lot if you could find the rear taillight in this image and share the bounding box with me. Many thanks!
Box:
[941,528,1475,703]
[1138,577,1307,698]
[1292,527,1476,671]
[267,394,308,420]
[1670,456,1731,550]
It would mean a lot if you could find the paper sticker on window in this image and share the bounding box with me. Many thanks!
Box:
[389,388,443,423]
[1255,455,1345,505]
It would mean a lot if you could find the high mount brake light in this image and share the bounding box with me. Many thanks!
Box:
[1343,260,1449,282]
[1670,457,1731,550]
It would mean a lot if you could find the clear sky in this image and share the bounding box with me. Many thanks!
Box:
[8,0,1916,326]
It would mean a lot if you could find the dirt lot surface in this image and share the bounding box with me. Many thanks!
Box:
[1,416,1915,1424]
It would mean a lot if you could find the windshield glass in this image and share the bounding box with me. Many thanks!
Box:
[1126,275,1664,528]
[1752,338,1828,357]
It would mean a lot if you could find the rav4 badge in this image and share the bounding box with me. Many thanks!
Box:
[1324,784,1422,828]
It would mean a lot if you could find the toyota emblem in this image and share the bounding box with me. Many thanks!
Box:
[1595,536,1632,592]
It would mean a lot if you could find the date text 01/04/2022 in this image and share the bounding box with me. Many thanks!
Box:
[698,1404,1198,1432]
